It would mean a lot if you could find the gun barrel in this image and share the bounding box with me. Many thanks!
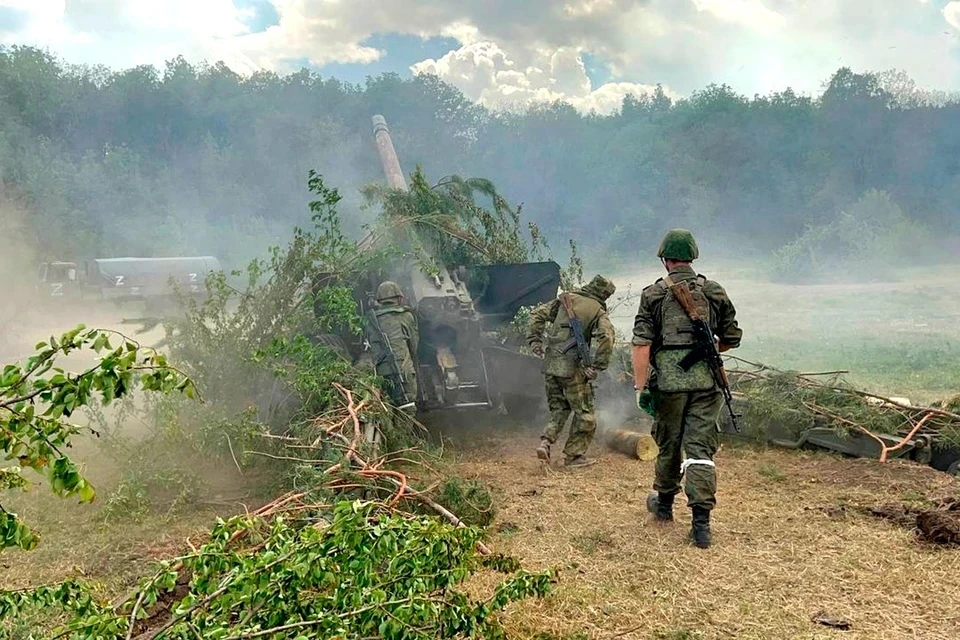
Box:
[371,115,408,192]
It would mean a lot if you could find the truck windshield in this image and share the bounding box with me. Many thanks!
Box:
[47,265,76,281]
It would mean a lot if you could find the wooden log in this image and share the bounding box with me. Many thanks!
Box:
[607,429,658,461]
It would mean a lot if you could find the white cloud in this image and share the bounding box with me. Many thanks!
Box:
[1,0,958,112]
[222,0,960,101]
[411,41,669,114]
[232,0,381,68]
[0,0,254,71]
[945,1,960,30]
[693,0,786,32]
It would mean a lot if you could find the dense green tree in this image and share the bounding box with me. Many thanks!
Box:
[0,47,957,270]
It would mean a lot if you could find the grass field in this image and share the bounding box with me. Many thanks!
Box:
[606,261,960,402]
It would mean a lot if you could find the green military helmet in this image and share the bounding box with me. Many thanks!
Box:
[376,280,404,302]
[582,274,616,300]
[657,229,699,261]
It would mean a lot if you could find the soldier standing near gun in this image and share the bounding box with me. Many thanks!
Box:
[527,275,616,468]
[631,230,742,548]
[366,281,420,413]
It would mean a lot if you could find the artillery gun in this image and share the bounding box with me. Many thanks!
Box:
[357,115,561,414]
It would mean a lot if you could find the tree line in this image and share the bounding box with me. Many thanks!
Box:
[1,45,957,274]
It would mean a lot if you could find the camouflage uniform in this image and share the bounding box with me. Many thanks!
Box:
[527,275,616,465]
[366,282,420,408]
[632,230,741,546]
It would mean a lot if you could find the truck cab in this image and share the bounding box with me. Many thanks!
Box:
[37,261,80,298]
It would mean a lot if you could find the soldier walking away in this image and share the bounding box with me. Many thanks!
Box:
[630,230,742,548]
[527,275,616,468]
[366,281,420,413]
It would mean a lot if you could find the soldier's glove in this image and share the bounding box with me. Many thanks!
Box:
[636,388,655,417]
[531,343,544,357]
[584,367,598,381]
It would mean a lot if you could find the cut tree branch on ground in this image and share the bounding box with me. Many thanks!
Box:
[310,384,493,555]
[727,357,960,445]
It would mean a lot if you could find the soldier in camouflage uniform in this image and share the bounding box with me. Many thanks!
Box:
[527,275,617,468]
[366,281,420,412]
[631,230,742,548]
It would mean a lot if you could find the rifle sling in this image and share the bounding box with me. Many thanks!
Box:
[661,274,705,328]
[559,292,600,363]
[561,293,597,329]
[661,274,712,372]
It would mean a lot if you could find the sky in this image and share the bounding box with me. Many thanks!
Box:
[1,0,960,114]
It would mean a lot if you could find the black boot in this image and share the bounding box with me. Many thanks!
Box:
[690,506,712,549]
[646,491,674,522]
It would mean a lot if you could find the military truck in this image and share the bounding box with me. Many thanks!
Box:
[37,256,221,310]
[333,115,562,415]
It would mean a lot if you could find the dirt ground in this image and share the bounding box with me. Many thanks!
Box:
[450,428,960,640]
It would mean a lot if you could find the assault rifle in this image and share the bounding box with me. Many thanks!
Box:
[366,306,412,409]
[559,293,592,371]
[663,276,740,432]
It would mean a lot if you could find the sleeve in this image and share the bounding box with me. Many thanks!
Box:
[631,287,658,346]
[705,282,742,349]
[591,311,616,371]
[526,299,559,347]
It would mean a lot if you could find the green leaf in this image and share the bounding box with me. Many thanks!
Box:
[0,511,39,551]
[76,481,96,504]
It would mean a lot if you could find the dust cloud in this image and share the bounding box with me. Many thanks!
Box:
[0,197,171,362]
[0,199,39,361]
[0,199,243,507]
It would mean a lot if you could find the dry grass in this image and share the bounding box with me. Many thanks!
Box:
[5,417,960,639]
[0,437,259,593]
[0,492,227,592]
[5,427,959,639]
[454,433,960,640]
